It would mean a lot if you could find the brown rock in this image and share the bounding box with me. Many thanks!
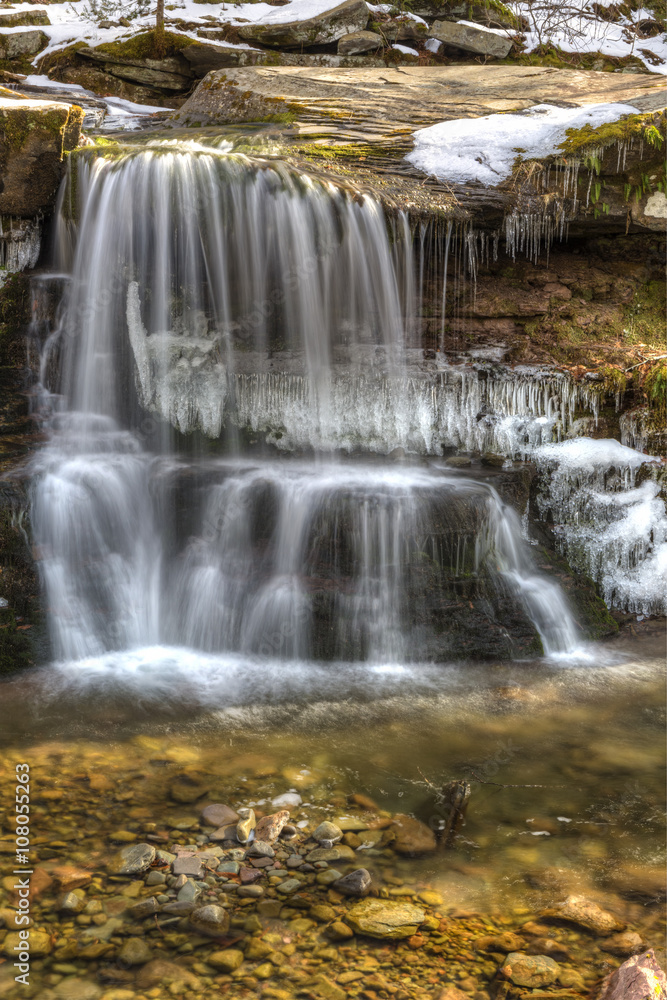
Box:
[389,814,437,855]
[541,895,626,936]
[0,98,83,216]
[239,867,263,884]
[597,949,667,1000]
[500,952,560,988]
[200,803,239,828]
[136,959,200,989]
[254,809,290,843]
[349,793,379,810]
[525,936,573,960]
[475,931,525,952]
[599,931,645,957]
[50,866,92,892]
[434,988,468,1000]
[169,774,208,803]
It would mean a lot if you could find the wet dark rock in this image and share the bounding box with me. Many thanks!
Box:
[240,866,263,884]
[136,959,200,989]
[169,774,208,803]
[306,845,356,863]
[189,903,230,937]
[109,842,156,876]
[118,937,153,965]
[246,839,275,858]
[525,936,573,960]
[0,99,83,217]
[332,868,371,896]
[128,896,160,919]
[161,900,196,915]
[389,814,437,855]
[313,821,343,846]
[208,822,239,842]
[58,890,86,913]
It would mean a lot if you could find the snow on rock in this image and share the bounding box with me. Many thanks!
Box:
[405,102,640,186]
[392,43,419,56]
[537,437,660,470]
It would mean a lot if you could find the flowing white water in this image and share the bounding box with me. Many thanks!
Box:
[39,140,667,674]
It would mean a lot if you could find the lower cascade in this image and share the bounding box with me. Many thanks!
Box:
[30,142,664,673]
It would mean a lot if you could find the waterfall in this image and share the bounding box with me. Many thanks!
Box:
[30,141,586,668]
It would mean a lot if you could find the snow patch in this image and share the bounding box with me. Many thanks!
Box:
[406,102,640,187]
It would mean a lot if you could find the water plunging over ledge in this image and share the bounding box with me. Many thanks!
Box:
[29,140,665,683]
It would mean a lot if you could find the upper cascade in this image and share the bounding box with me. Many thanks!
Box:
[53,141,415,440]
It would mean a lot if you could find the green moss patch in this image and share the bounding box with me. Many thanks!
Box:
[94,29,193,61]
[558,109,666,157]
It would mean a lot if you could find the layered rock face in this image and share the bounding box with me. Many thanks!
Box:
[0,96,83,217]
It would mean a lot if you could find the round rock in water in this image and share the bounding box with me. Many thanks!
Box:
[246,839,275,858]
[189,904,230,938]
[109,842,156,876]
[118,937,153,966]
[313,821,343,846]
[500,952,560,988]
[201,803,239,828]
[346,898,425,939]
[332,868,371,896]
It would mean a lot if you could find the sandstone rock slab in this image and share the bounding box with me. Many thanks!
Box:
[177,65,663,138]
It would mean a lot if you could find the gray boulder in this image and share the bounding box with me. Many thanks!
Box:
[0,30,48,59]
[338,30,383,55]
[429,19,512,58]
[237,0,369,48]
